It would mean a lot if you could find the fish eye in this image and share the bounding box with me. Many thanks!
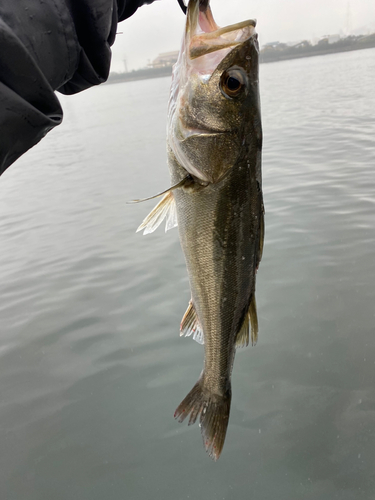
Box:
[220,68,246,98]
[227,77,241,91]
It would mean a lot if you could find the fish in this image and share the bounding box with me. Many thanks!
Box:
[136,0,264,460]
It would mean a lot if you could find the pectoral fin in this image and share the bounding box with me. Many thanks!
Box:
[180,301,204,345]
[133,176,192,235]
[236,294,259,348]
[129,176,190,204]
[136,191,177,235]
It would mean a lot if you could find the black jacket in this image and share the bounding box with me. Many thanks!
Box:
[0,0,156,174]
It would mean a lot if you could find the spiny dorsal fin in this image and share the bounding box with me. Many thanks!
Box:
[136,191,177,235]
[180,301,204,345]
[235,294,259,348]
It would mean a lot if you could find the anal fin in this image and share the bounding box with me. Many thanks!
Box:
[180,301,204,345]
[235,294,259,348]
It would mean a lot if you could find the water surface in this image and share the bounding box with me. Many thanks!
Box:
[0,48,374,499]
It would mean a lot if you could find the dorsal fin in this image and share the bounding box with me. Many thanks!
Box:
[235,311,250,348]
[235,294,259,348]
[258,204,265,264]
[249,294,259,346]
[180,301,204,345]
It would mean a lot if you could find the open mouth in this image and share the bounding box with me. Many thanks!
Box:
[187,0,256,59]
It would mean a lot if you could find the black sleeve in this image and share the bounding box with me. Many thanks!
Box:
[0,0,157,175]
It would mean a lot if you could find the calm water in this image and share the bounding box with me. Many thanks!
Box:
[0,48,374,499]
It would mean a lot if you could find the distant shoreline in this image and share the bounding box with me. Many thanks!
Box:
[106,34,375,85]
[260,33,375,64]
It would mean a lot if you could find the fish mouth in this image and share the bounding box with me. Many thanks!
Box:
[187,0,256,60]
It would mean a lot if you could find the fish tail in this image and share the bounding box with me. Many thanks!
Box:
[174,376,231,461]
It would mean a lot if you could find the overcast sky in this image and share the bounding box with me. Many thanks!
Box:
[111,0,375,72]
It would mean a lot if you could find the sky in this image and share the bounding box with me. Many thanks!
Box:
[111,0,375,72]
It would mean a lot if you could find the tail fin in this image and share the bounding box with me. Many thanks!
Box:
[174,377,231,461]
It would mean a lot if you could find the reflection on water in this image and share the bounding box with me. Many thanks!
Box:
[0,48,374,499]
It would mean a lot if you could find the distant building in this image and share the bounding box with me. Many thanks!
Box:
[293,40,312,49]
[285,40,303,47]
[317,34,341,45]
[328,34,341,44]
[262,41,280,48]
[149,51,179,68]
